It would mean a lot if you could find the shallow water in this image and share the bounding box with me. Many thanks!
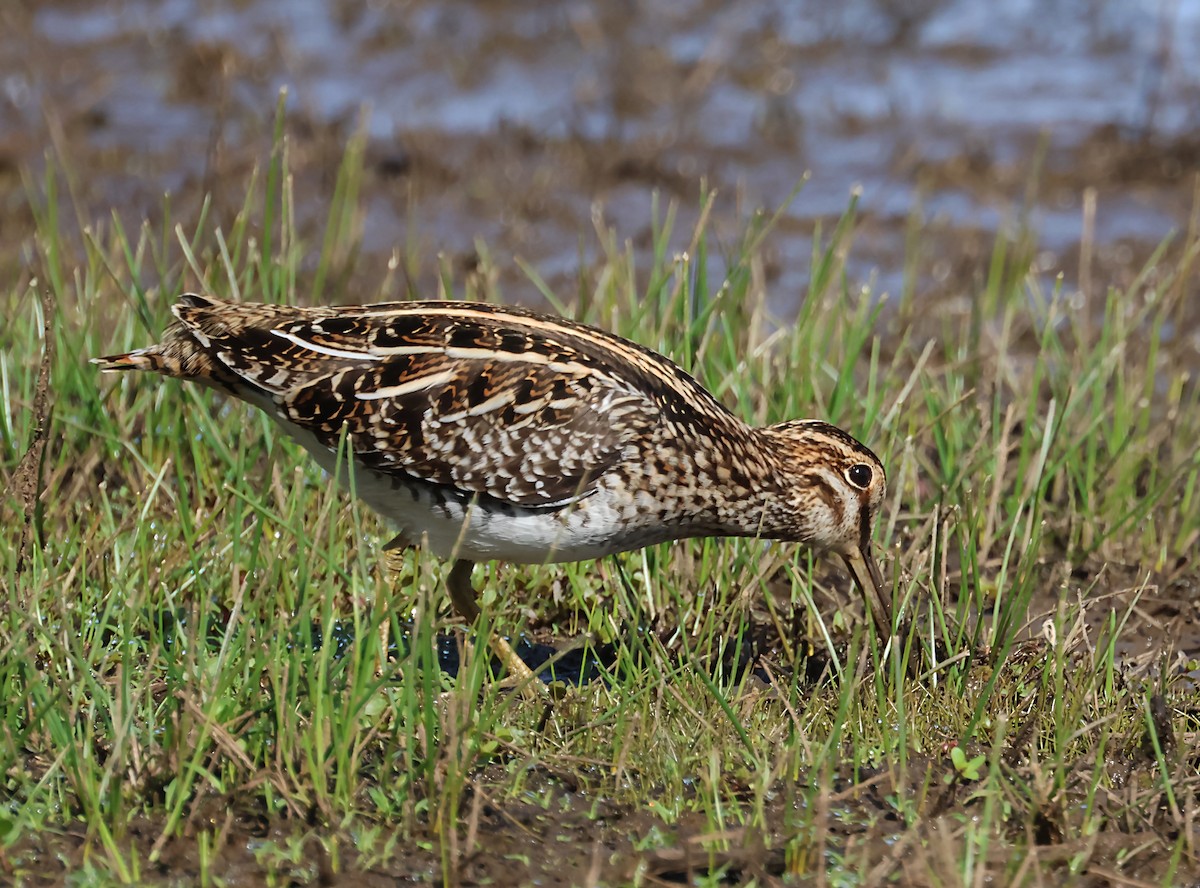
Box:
[3,0,1197,306]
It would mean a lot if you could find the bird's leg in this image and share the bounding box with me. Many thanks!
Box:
[447,559,540,689]
[378,538,420,676]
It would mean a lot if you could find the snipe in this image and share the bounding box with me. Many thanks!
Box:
[95,295,891,685]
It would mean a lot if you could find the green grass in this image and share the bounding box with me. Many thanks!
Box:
[3,121,1200,886]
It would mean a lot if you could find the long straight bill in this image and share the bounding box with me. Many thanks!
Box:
[841,546,892,640]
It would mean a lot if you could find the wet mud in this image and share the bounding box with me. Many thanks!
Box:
[9,743,1194,887]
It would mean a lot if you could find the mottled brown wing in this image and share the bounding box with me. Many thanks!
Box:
[281,352,654,508]
[171,300,658,508]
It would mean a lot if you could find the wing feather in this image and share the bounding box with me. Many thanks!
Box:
[172,298,659,508]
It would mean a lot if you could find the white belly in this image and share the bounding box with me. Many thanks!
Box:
[365,480,639,563]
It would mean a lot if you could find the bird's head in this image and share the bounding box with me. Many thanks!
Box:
[762,419,891,636]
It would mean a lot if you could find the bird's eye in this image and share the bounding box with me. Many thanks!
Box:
[847,463,873,489]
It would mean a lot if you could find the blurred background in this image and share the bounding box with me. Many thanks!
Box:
[2,0,1198,314]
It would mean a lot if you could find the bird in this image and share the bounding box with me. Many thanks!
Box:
[94,294,891,686]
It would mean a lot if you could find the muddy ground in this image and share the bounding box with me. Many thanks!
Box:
[3,0,1200,884]
[7,763,1176,887]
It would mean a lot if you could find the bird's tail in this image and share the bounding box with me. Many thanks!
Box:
[92,293,236,380]
[91,347,174,373]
